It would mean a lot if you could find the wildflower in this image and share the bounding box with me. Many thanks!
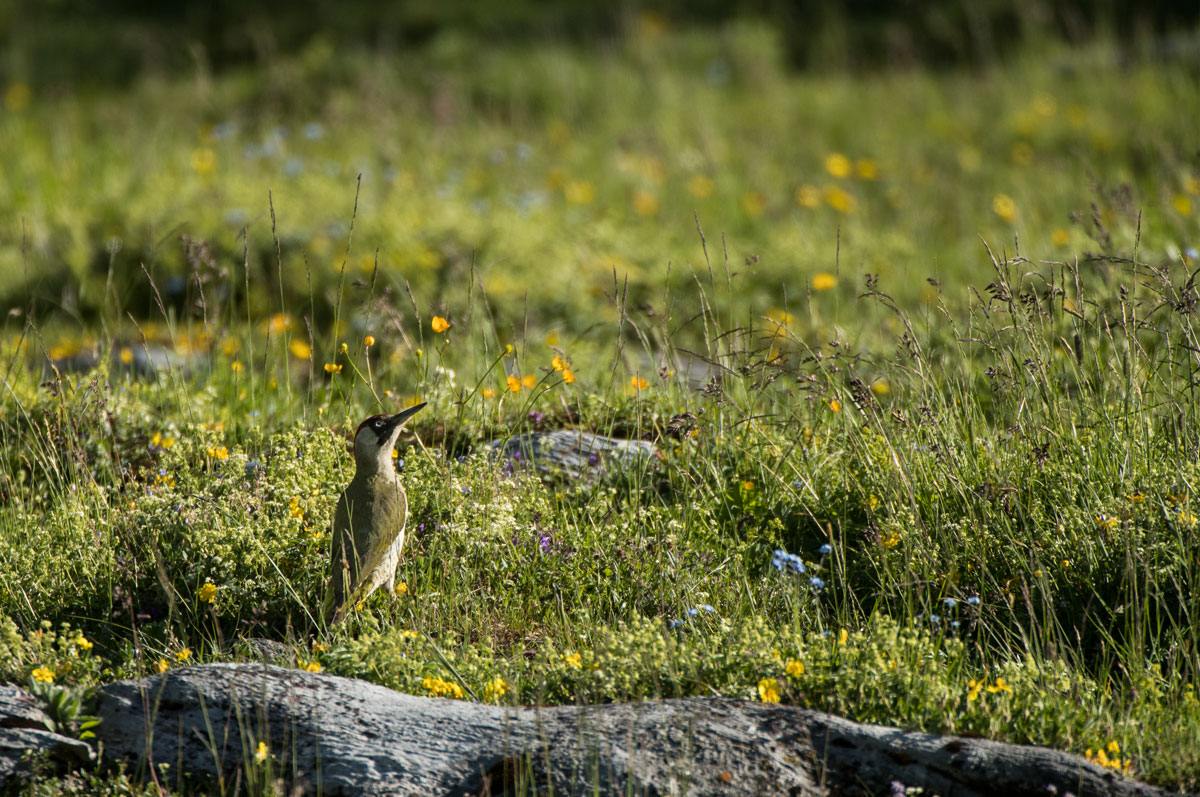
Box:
[339,342,349,355]
[506,375,522,392]
[31,666,54,684]
[119,346,134,365]
[810,577,825,591]
[829,399,842,412]
[741,480,755,492]
[993,193,1017,221]
[304,661,322,673]
[824,186,856,213]
[289,496,304,520]
[562,369,576,384]
[868,495,879,510]
[394,581,408,595]
[176,648,192,662]
[1175,195,1194,216]
[190,148,216,175]
[632,189,659,216]
[967,679,981,702]
[856,158,878,179]
[871,380,890,395]
[785,659,805,677]
[551,354,567,371]
[631,376,649,391]
[400,630,419,640]
[943,597,958,609]
[1096,514,1119,530]
[880,530,900,548]
[431,316,450,333]
[687,175,715,198]
[323,362,342,374]
[741,191,766,216]
[1126,491,1146,503]
[255,741,268,763]
[986,677,1012,694]
[758,678,781,703]
[818,543,832,556]
[795,184,821,207]
[483,677,510,702]
[1107,740,1120,755]
[967,596,981,606]
[1051,228,1071,246]
[929,614,940,624]
[422,676,464,699]
[564,180,595,204]
[812,272,837,291]
[824,153,852,178]
[522,374,536,388]
[482,387,497,398]
[771,549,806,574]
[838,629,848,645]
[364,335,376,347]
[207,445,229,460]
[289,340,312,360]
[74,635,93,652]
[157,659,169,673]
[198,583,218,603]
[562,652,583,669]
[231,361,244,373]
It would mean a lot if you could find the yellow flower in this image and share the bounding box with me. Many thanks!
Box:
[631,376,649,391]
[562,369,576,384]
[482,387,497,399]
[795,184,821,208]
[207,445,229,460]
[422,676,464,699]
[304,661,322,673]
[175,648,193,663]
[967,679,981,702]
[483,677,510,702]
[1096,514,1119,530]
[1174,195,1193,216]
[855,158,878,179]
[758,678,781,703]
[323,362,342,374]
[632,189,660,216]
[31,666,55,684]
[394,581,408,595]
[868,495,879,510]
[837,628,849,645]
[75,635,93,652]
[364,335,376,347]
[741,480,755,491]
[562,652,583,668]
[1051,228,1071,246]
[824,153,852,178]
[339,342,349,355]
[157,659,169,673]
[812,272,837,291]
[551,354,566,372]
[506,375,522,392]
[687,175,714,198]
[785,659,805,677]
[1107,740,1121,755]
[881,530,901,549]
[400,629,419,640]
[824,185,857,213]
[871,380,890,395]
[986,677,1012,694]
[255,741,268,763]
[289,496,304,520]
[289,340,312,360]
[993,193,1017,221]
[120,347,134,364]
[829,399,842,412]
[190,148,216,175]
[431,316,451,333]
[231,361,244,373]
[741,191,766,216]
[522,374,536,388]
[268,313,293,334]
[1126,491,1146,504]
[198,583,218,603]
[564,180,595,204]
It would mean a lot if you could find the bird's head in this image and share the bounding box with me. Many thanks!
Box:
[352,403,426,472]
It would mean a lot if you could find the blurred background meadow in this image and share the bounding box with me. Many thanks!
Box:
[2,0,1200,791]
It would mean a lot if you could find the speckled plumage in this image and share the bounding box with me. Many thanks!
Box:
[323,404,425,624]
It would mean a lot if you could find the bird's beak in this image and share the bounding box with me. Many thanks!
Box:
[383,402,426,434]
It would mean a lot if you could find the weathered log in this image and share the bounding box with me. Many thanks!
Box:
[84,663,1167,796]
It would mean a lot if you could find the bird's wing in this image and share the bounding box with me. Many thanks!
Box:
[323,492,355,622]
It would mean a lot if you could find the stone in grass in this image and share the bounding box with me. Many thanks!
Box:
[0,684,94,789]
[487,430,658,482]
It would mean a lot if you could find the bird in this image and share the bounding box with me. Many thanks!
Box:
[323,403,426,624]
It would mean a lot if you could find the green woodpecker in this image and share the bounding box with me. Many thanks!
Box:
[324,403,426,624]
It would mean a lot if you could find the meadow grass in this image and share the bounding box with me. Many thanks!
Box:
[1,20,1200,793]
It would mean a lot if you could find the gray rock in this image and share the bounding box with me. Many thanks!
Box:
[487,431,657,481]
[0,684,94,788]
[91,664,1167,796]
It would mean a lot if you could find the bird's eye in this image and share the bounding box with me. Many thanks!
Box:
[373,420,382,428]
